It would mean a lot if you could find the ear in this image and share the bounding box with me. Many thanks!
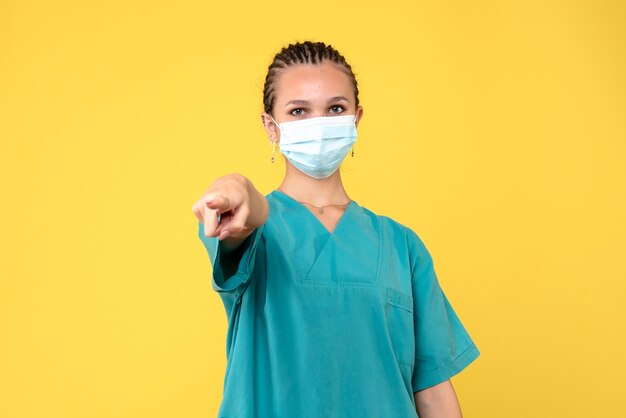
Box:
[260,112,280,143]
[354,105,364,128]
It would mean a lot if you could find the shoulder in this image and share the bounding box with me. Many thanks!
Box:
[265,191,279,205]
[264,190,285,219]
[356,203,434,275]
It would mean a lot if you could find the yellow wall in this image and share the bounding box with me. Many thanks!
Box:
[1,1,625,417]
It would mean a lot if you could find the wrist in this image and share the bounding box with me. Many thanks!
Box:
[246,181,269,228]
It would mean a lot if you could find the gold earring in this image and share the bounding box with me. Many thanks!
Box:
[270,139,277,163]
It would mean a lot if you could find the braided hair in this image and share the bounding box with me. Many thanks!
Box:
[262,41,359,116]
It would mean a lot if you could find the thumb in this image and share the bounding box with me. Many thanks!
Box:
[218,203,251,240]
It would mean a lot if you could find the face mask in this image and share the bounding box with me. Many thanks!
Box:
[269,114,358,179]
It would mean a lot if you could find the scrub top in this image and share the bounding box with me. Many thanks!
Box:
[198,190,480,418]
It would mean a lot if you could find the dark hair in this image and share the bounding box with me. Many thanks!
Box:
[262,41,359,116]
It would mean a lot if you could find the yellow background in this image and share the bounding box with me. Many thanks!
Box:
[1,1,625,417]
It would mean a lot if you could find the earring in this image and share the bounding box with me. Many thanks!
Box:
[270,138,277,163]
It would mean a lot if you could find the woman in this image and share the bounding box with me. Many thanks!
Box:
[192,41,480,418]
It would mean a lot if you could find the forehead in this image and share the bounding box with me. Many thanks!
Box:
[273,61,353,102]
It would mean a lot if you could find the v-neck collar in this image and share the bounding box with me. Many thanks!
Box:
[271,189,357,236]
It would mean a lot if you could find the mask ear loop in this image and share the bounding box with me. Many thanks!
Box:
[351,114,357,157]
[268,114,281,132]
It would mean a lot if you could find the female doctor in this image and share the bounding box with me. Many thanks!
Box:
[192,41,480,418]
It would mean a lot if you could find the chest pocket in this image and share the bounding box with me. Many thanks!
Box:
[385,287,416,367]
[301,221,381,287]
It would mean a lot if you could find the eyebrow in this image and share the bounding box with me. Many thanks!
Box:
[284,96,350,107]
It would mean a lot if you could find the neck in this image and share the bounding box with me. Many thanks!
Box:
[278,162,350,206]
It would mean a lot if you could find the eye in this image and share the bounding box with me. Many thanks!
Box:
[289,108,305,116]
[329,105,345,114]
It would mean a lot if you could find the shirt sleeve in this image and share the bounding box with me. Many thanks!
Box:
[409,231,481,392]
[197,221,265,295]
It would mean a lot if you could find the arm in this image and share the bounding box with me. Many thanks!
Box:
[414,379,463,418]
[192,174,269,281]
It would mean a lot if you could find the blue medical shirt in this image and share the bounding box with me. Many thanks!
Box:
[198,190,480,418]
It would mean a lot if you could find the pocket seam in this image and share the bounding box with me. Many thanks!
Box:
[385,287,414,313]
[385,287,415,368]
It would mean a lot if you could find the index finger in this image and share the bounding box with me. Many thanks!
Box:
[202,206,222,237]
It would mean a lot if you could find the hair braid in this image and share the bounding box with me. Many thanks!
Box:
[262,41,359,116]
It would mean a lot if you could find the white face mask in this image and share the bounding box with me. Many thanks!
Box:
[269,114,358,179]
